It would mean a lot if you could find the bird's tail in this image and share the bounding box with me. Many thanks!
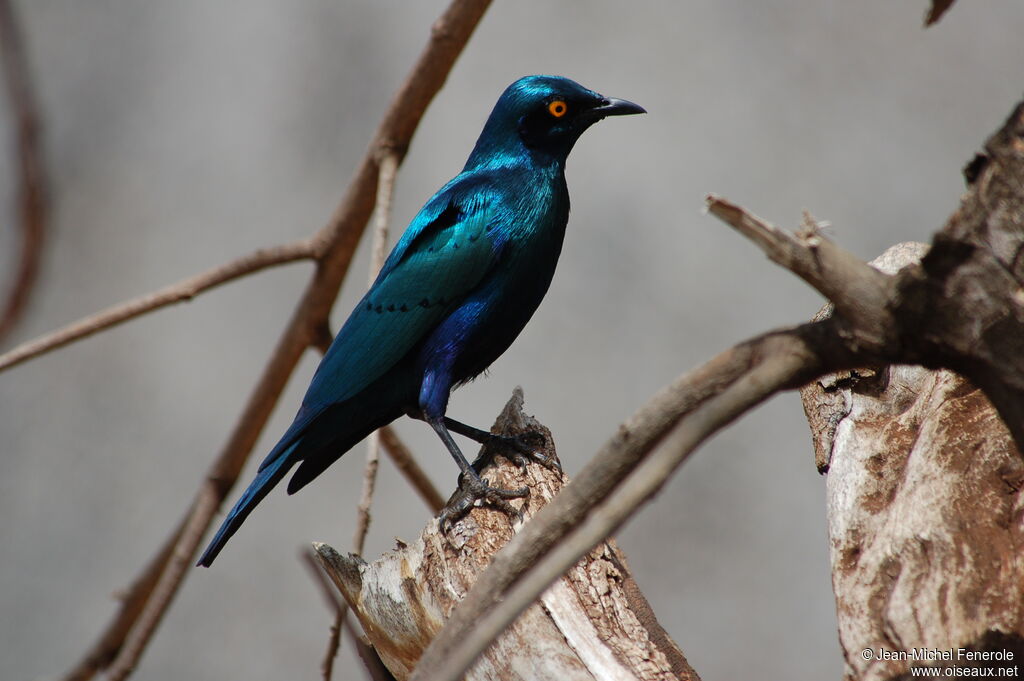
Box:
[195,440,298,567]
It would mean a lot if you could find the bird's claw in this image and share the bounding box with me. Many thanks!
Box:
[477,430,561,475]
[438,473,528,532]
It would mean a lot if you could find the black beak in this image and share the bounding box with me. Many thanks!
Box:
[590,96,646,118]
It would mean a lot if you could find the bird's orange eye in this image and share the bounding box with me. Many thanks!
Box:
[548,100,568,118]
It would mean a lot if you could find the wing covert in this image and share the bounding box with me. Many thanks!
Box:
[303,190,499,405]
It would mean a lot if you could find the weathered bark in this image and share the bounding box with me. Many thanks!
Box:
[314,389,698,681]
[801,245,1024,681]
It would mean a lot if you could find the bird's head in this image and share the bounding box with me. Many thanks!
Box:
[466,75,645,170]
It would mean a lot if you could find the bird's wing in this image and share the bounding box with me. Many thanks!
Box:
[303,188,499,406]
[197,190,500,566]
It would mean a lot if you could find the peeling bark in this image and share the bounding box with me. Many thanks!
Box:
[314,389,698,681]
[801,245,1024,681]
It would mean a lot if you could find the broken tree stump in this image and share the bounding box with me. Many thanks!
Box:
[800,243,1024,681]
[314,388,698,681]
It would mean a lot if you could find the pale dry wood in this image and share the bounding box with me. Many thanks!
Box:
[801,244,1024,680]
[411,201,889,680]
[413,326,855,681]
[411,325,850,680]
[315,389,697,681]
[302,549,396,681]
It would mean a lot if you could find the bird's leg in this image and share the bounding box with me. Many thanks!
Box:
[443,417,559,474]
[425,416,529,530]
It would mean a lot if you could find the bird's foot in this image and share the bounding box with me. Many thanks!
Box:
[438,473,528,532]
[474,430,561,475]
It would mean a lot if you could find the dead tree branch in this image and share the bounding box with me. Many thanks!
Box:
[706,195,893,347]
[353,150,400,558]
[380,425,444,513]
[410,323,863,681]
[317,390,697,681]
[925,0,957,26]
[61,1,492,679]
[0,0,47,343]
[0,240,316,371]
[801,244,1024,680]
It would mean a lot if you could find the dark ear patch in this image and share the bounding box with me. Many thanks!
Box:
[518,109,551,149]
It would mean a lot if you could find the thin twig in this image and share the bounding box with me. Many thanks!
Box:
[74,2,492,679]
[0,0,47,342]
[1,240,317,372]
[925,0,957,26]
[368,152,399,286]
[326,151,400,681]
[380,425,444,512]
[352,151,400,556]
[705,194,893,346]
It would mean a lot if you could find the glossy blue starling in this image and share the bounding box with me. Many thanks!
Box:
[197,75,644,566]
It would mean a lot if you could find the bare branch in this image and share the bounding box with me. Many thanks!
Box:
[352,151,401,559]
[925,0,957,26]
[705,194,893,348]
[380,425,444,513]
[0,240,316,372]
[368,152,399,286]
[66,1,493,679]
[409,319,865,680]
[323,389,696,681]
[0,0,47,342]
[418,327,833,681]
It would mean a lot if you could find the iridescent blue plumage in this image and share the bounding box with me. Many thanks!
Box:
[197,75,643,566]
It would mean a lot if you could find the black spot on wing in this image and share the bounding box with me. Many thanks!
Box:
[366,296,451,313]
[403,201,461,261]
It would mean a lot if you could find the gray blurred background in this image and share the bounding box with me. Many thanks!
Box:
[1,1,1021,679]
